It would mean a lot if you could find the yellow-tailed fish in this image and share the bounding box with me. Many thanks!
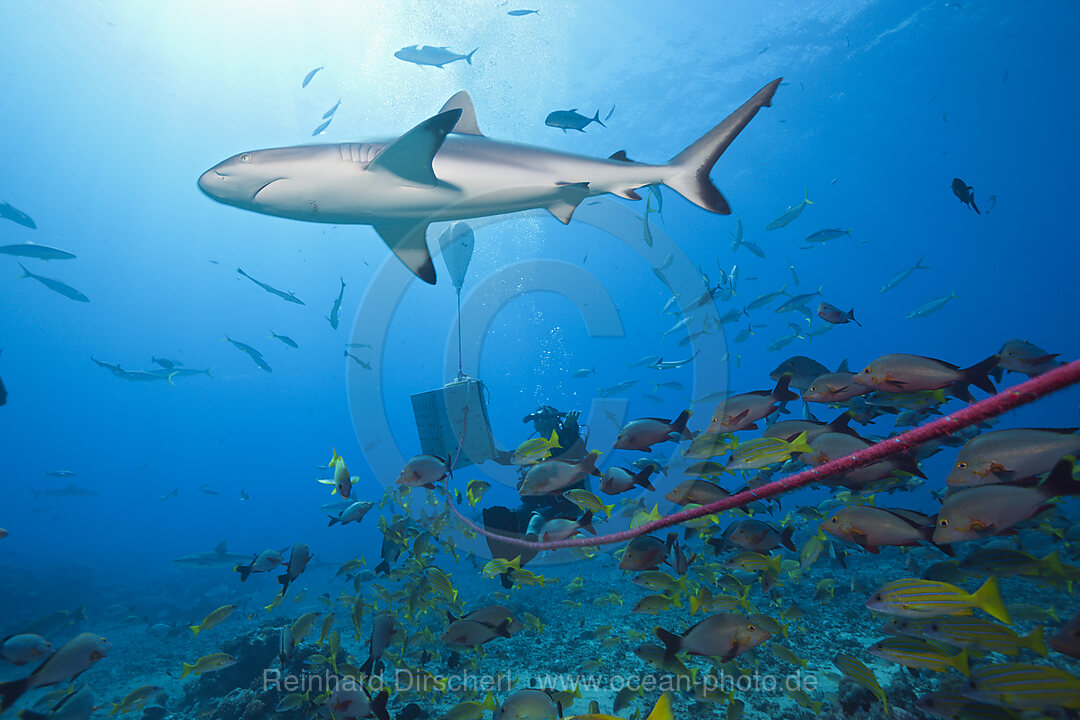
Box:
[465,479,491,506]
[923,616,1048,656]
[833,653,887,715]
[965,662,1080,709]
[189,604,235,637]
[109,685,163,716]
[481,557,521,578]
[868,636,970,676]
[563,488,616,520]
[564,691,673,720]
[181,652,236,678]
[725,431,813,471]
[442,690,497,720]
[511,430,561,465]
[866,576,1012,624]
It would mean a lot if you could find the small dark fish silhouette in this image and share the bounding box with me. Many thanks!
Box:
[302,66,323,88]
[397,702,428,720]
[951,178,980,214]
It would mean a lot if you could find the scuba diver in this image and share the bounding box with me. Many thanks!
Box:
[482,405,593,582]
[521,405,586,461]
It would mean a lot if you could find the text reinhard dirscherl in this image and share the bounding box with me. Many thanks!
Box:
[262,668,820,695]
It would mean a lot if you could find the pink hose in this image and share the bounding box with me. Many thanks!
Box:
[445,359,1080,551]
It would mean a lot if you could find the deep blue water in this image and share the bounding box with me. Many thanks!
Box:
[1,1,1078,718]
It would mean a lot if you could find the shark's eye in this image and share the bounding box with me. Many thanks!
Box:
[863,367,872,374]
[240,153,251,163]
[809,386,817,392]
[938,518,949,528]
[957,462,967,470]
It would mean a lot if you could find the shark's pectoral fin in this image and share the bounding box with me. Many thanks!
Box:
[368,108,462,186]
[438,91,484,136]
[373,222,436,284]
[548,182,590,224]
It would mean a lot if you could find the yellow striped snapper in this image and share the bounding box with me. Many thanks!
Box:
[865,576,1012,624]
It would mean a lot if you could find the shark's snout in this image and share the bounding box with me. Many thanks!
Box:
[197,167,222,199]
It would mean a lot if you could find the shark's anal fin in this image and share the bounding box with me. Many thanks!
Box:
[438,91,484,136]
[548,182,590,224]
[373,222,436,284]
[368,108,463,186]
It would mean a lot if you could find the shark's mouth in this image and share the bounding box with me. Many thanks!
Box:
[252,178,286,204]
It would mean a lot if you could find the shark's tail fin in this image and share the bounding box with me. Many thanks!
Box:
[465,48,478,65]
[16,262,31,279]
[664,78,781,214]
[592,110,606,129]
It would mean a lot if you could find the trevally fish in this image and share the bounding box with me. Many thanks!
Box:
[730,215,765,257]
[907,292,958,319]
[236,267,303,304]
[224,334,271,372]
[327,277,345,329]
[805,228,850,243]
[17,263,88,302]
[879,257,929,293]
[394,45,477,68]
[0,243,75,260]
[0,201,36,229]
[765,185,812,230]
[545,108,606,133]
[149,366,210,381]
[344,350,371,369]
[301,66,322,88]
[746,285,788,311]
[649,354,697,370]
[270,331,298,348]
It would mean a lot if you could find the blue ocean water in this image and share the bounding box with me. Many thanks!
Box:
[1,2,1079,719]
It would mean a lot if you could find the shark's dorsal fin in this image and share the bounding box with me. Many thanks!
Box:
[214,540,228,554]
[368,109,462,186]
[438,91,484,136]
[548,182,590,224]
[373,222,436,284]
